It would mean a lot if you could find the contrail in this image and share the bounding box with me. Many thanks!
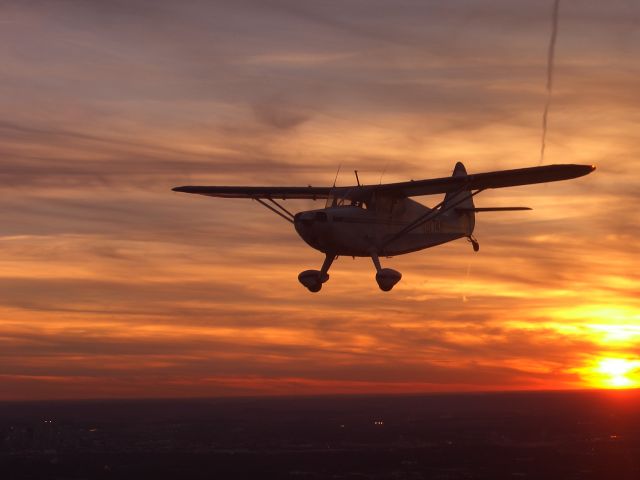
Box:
[462,262,471,303]
[540,0,560,165]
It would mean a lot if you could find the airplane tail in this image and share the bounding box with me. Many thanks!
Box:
[443,162,475,235]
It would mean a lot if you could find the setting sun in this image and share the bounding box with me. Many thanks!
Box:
[589,358,640,389]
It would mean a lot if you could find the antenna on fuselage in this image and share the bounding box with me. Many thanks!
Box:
[354,170,361,186]
[332,164,342,188]
[379,163,388,185]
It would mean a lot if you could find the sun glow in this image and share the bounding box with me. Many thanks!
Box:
[538,305,640,345]
[588,358,640,389]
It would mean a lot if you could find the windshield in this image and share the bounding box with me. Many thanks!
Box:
[325,193,346,208]
[325,192,364,209]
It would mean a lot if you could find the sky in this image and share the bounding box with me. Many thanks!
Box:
[0,0,639,400]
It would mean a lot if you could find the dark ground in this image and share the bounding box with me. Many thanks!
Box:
[1,390,639,479]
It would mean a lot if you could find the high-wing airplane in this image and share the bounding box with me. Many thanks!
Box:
[173,163,595,292]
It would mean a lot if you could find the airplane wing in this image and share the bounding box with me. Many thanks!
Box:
[171,185,335,200]
[374,164,595,197]
[172,164,594,200]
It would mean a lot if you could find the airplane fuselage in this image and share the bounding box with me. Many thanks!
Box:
[293,197,474,257]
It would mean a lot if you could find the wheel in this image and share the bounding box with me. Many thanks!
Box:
[299,270,323,292]
[375,269,402,292]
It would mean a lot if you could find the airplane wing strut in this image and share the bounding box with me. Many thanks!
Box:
[254,197,295,223]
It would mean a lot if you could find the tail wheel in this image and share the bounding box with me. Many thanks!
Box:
[468,236,480,252]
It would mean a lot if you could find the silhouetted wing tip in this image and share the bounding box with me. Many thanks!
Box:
[170,185,334,199]
[376,163,595,197]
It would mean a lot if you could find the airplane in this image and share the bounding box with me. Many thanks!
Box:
[173,162,595,292]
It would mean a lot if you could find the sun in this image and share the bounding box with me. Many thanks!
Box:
[591,358,640,389]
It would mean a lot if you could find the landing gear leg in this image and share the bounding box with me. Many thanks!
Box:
[371,253,402,292]
[298,253,335,293]
[468,235,480,252]
[371,253,382,273]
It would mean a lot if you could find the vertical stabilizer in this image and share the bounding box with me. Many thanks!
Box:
[443,162,475,235]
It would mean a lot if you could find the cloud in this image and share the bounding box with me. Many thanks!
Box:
[251,100,313,130]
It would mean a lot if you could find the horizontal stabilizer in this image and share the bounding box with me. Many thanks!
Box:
[455,207,532,213]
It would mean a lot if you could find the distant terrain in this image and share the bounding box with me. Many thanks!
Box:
[1,390,639,479]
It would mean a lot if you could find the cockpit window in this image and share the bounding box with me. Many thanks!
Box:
[325,194,345,208]
[325,192,364,209]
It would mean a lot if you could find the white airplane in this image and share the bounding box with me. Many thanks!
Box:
[173,163,595,292]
